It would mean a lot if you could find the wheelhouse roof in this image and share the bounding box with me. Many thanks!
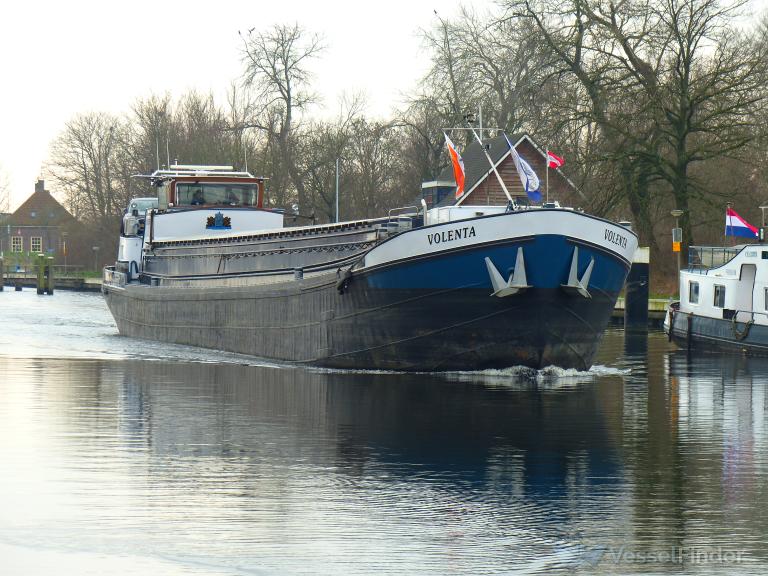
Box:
[133,165,267,185]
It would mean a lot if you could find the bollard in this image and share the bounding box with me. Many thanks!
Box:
[0,257,3,292]
[46,256,55,295]
[36,253,45,295]
[624,247,650,332]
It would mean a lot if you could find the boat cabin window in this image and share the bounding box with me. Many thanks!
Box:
[713,284,726,308]
[176,183,258,207]
[764,287,768,311]
[688,281,699,304]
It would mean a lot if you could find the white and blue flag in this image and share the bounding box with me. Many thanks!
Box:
[504,134,541,202]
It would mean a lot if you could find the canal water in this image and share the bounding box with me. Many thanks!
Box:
[0,290,766,575]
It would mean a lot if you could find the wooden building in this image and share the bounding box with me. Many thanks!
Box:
[0,179,79,266]
[420,133,583,209]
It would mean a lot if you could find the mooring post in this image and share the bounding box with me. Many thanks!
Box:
[36,253,45,295]
[624,247,650,332]
[46,256,55,295]
[0,257,4,292]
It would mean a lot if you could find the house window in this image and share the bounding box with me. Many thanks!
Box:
[11,236,23,252]
[714,284,726,308]
[688,281,699,304]
[31,237,42,253]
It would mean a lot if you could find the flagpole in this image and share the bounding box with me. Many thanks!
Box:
[466,126,513,203]
[545,148,549,204]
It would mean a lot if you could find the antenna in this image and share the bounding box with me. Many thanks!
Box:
[166,127,171,169]
[243,132,248,173]
[478,104,483,141]
[155,133,160,171]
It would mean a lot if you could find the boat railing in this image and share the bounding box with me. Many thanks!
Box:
[687,245,741,273]
[103,266,127,287]
[387,205,419,219]
[383,206,421,235]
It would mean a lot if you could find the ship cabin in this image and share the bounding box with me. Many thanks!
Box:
[139,165,284,243]
[116,166,285,279]
[150,165,266,211]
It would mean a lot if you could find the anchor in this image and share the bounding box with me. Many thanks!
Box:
[485,248,531,297]
[561,246,594,298]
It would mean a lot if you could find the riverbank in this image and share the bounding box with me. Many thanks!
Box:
[1,274,102,292]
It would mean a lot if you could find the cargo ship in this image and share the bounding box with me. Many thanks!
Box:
[102,159,637,371]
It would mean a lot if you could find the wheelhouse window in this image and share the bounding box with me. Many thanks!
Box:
[713,284,726,308]
[31,237,42,253]
[688,281,699,304]
[764,287,768,311]
[11,236,22,252]
[175,183,258,207]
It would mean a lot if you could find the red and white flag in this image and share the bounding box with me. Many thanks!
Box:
[445,134,465,199]
[547,150,565,169]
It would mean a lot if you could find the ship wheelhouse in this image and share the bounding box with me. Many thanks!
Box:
[149,165,266,211]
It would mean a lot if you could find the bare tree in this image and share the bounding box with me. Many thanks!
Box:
[48,112,131,235]
[240,23,325,213]
[0,164,10,214]
[298,94,366,222]
[421,7,549,134]
[345,119,405,219]
[500,0,766,256]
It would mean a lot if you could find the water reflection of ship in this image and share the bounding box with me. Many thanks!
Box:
[668,351,766,465]
[638,349,768,548]
[111,361,626,497]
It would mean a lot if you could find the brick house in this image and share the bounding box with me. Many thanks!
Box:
[1,179,79,265]
[420,133,583,209]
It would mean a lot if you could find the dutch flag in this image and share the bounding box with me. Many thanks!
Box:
[725,207,758,238]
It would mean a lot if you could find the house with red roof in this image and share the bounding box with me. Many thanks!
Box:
[1,179,79,266]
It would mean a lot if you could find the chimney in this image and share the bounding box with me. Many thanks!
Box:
[35,179,46,194]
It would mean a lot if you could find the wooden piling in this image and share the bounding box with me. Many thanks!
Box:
[35,254,55,295]
[46,256,55,295]
[36,254,45,295]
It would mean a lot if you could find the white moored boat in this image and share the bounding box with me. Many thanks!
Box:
[665,243,768,352]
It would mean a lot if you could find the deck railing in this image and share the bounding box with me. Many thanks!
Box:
[688,245,741,272]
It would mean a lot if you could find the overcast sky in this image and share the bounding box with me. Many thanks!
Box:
[0,0,491,211]
[2,0,765,212]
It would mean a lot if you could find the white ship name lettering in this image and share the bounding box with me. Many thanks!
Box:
[604,228,628,249]
[427,226,476,245]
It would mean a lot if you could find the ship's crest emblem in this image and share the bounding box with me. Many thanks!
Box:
[206,212,232,229]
